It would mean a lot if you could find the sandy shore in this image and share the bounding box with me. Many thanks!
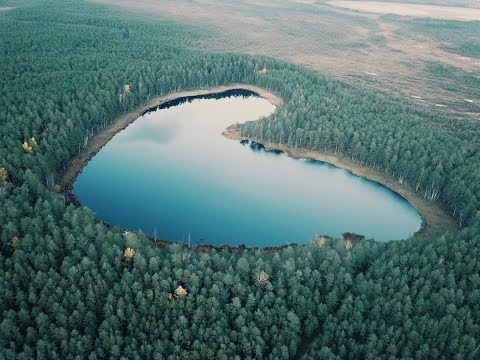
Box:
[223,127,457,238]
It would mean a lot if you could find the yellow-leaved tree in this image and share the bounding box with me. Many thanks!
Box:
[123,247,135,262]
[10,236,19,249]
[22,142,33,153]
[0,167,7,181]
[255,271,269,287]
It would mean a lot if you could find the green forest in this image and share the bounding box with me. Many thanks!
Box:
[1,1,479,359]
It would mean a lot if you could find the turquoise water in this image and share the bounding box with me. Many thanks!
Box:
[74,90,422,247]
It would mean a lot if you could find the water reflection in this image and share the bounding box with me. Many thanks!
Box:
[74,90,422,246]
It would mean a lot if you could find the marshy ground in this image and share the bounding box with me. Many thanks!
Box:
[95,0,480,123]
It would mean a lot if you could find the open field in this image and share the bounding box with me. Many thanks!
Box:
[328,1,480,21]
[93,0,480,123]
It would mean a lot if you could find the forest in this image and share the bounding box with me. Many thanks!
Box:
[1,0,480,359]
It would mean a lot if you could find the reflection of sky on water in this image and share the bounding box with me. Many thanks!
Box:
[74,93,421,246]
[119,118,182,145]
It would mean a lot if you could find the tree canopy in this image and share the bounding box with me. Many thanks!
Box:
[1,1,479,359]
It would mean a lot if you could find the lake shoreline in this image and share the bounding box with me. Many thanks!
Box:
[59,84,282,192]
[223,127,458,238]
[60,83,455,245]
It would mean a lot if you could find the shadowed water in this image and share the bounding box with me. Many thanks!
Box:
[74,90,421,247]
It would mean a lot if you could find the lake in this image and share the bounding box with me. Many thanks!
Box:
[73,89,422,247]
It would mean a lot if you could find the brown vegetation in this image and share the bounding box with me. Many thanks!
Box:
[123,247,135,261]
[22,142,33,153]
[174,286,188,297]
[315,235,331,248]
[169,286,188,300]
[95,0,480,121]
[0,167,8,181]
[256,271,270,287]
[345,239,353,250]
[10,237,19,249]
[328,1,480,21]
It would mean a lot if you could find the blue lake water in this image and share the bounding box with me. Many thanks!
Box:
[73,90,422,247]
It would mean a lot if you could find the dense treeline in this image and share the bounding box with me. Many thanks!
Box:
[1,200,357,359]
[1,1,480,359]
[302,229,480,359]
[240,66,480,227]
